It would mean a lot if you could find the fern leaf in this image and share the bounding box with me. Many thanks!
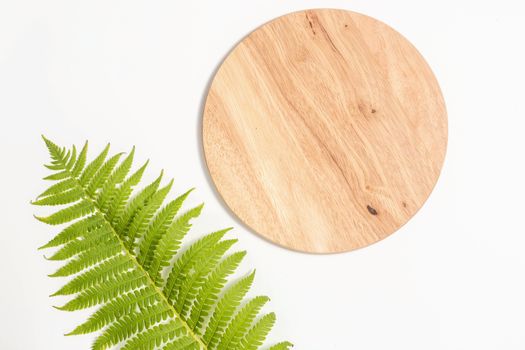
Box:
[138,189,193,269]
[37,178,78,199]
[49,241,122,277]
[35,199,95,225]
[68,288,159,335]
[97,147,135,212]
[126,180,173,249]
[65,145,77,170]
[51,255,133,296]
[268,341,294,350]
[34,139,290,349]
[148,204,203,285]
[44,170,72,181]
[188,251,246,331]
[176,239,237,316]
[217,296,270,350]
[86,152,123,196]
[72,141,88,176]
[38,215,103,250]
[79,143,110,186]
[105,159,148,222]
[164,336,199,350]
[32,187,83,206]
[163,229,229,304]
[56,269,146,311]
[93,303,173,350]
[46,225,112,261]
[115,171,162,235]
[239,313,276,350]
[45,162,66,171]
[203,272,255,348]
[121,320,187,350]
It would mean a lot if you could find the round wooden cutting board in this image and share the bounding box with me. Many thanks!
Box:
[202,9,447,253]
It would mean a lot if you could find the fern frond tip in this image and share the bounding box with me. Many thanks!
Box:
[40,134,52,145]
[41,135,61,155]
[34,214,46,223]
[269,341,294,349]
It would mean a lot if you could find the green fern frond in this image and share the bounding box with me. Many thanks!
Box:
[34,137,290,349]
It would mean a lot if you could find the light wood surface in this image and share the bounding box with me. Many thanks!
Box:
[202,9,447,253]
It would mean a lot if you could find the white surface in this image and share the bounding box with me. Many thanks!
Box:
[1,1,524,349]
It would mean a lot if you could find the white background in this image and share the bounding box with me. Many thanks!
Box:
[1,1,524,349]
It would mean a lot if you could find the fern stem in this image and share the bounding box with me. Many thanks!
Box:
[63,166,207,349]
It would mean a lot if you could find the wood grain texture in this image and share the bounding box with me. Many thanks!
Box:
[202,9,447,253]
